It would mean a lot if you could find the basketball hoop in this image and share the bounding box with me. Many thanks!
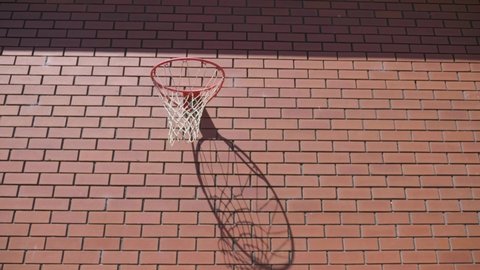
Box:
[150,57,225,144]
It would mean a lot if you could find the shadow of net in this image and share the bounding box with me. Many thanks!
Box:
[193,122,294,270]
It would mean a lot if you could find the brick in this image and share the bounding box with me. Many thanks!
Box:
[83,238,120,251]
[392,200,426,212]
[70,198,106,211]
[437,251,472,263]
[0,224,30,236]
[88,212,124,224]
[125,212,161,224]
[25,251,62,264]
[332,119,363,129]
[303,187,336,200]
[34,116,66,127]
[327,79,356,88]
[402,251,437,263]
[122,238,158,251]
[33,197,69,210]
[318,153,349,164]
[140,251,177,264]
[288,200,322,212]
[17,210,52,227]
[433,225,466,237]
[293,251,327,264]
[357,200,391,212]
[366,251,401,263]
[11,75,42,84]
[324,61,353,69]
[59,162,93,173]
[39,173,72,185]
[342,213,375,225]
[107,199,142,211]
[446,213,478,224]
[102,251,139,264]
[179,225,215,237]
[0,185,18,198]
[421,176,452,187]
[323,200,356,212]
[63,251,101,264]
[427,200,460,211]
[18,186,53,197]
[406,189,439,200]
[45,150,78,161]
[79,150,113,161]
[468,225,480,236]
[451,238,480,250]
[9,237,45,250]
[31,224,67,236]
[380,238,414,250]
[370,164,403,175]
[51,211,87,224]
[398,225,431,237]
[94,162,129,174]
[336,187,370,199]
[68,224,104,237]
[0,116,33,127]
[412,213,444,224]
[342,238,377,251]
[328,251,364,264]
[336,164,369,175]
[377,213,410,224]
[363,225,396,237]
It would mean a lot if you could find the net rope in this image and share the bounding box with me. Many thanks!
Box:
[152,59,224,144]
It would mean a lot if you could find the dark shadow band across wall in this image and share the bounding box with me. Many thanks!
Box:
[1,0,479,61]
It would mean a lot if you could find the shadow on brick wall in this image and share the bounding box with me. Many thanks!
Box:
[1,0,479,60]
[193,111,295,269]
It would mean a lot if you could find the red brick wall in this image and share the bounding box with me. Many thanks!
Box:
[1,0,480,269]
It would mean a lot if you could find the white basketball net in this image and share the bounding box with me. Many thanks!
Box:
[151,58,224,144]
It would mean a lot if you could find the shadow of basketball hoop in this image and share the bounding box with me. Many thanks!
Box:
[193,111,295,270]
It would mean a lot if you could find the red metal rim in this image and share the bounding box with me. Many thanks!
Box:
[150,57,226,94]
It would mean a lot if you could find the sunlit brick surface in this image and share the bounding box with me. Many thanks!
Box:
[1,0,480,269]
